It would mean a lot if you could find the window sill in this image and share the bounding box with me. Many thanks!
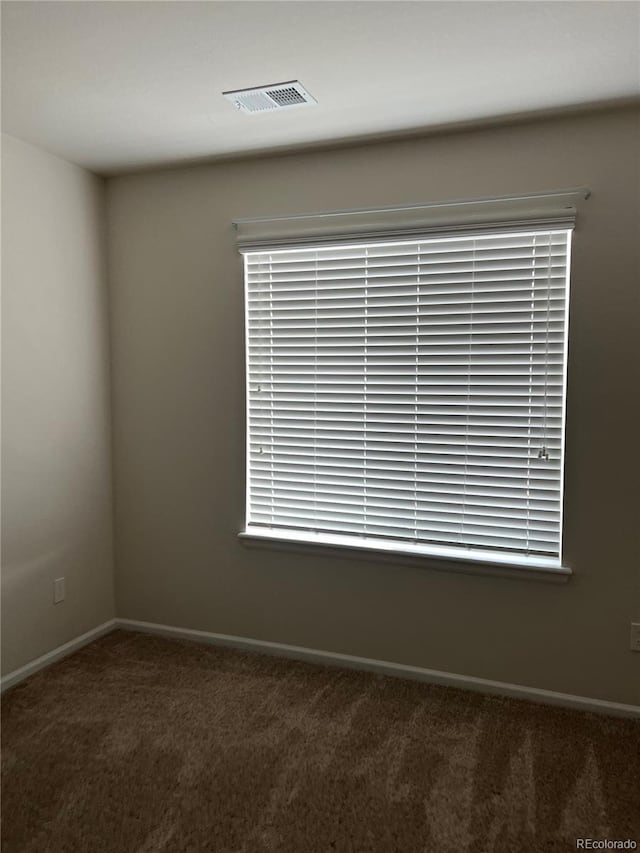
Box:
[238,527,572,584]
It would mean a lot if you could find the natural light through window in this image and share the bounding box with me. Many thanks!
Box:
[241,226,572,572]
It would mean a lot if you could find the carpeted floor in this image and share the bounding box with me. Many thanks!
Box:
[2,631,639,853]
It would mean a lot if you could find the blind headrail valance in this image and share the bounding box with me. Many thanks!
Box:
[233,188,590,251]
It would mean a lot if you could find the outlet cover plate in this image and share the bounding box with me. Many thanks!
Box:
[54,577,65,604]
[630,622,640,652]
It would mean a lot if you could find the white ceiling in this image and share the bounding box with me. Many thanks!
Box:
[2,1,639,175]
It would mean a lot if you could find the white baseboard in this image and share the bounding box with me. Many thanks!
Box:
[0,619,117,693]
[116,618,640,720]
[3,615,638,719]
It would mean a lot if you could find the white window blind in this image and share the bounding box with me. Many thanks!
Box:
[243,227,572,567]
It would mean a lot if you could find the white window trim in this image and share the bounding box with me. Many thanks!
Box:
[239,528,571,583]
[237,190,589,580]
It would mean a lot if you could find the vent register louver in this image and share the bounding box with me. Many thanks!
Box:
[223,81,317,114]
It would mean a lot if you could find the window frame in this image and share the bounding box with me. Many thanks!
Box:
[237,193,585,580]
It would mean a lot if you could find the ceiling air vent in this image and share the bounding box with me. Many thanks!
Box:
[223,81,317,114]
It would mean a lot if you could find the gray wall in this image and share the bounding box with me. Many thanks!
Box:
[1,134,115,674]
[106,107,640,705]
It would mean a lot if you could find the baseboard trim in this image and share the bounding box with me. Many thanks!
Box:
[3,616,637,719]
[0,619,118,693]
[116,618,640,720]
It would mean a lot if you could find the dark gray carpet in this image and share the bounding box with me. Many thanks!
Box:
[2,630,639,852]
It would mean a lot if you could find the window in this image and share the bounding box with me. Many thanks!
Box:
[240,207,574,573]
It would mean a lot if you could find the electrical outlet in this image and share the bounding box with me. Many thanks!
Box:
[630,623,640,652]
[53,577,65,604]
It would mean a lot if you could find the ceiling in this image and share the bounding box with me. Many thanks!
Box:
[2,1,639,175]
